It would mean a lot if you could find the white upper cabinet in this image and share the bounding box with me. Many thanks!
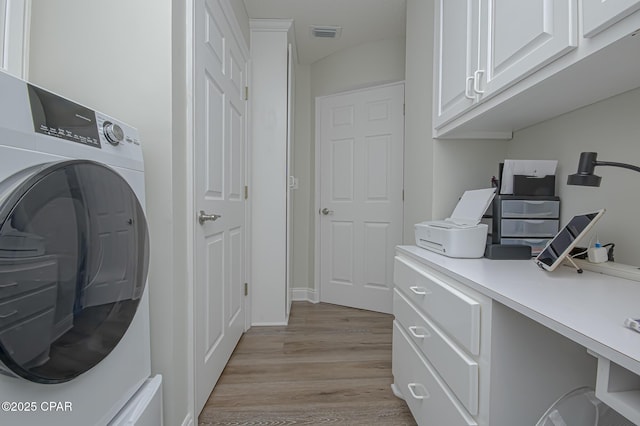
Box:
[433,0,640,139]
[582,0,640,37]
[477,0,577,100]
[433,0,480,127]
[434,0,577,134]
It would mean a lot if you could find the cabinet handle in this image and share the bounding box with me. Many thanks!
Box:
[473,70,485,94]
[407,383,429,400]
[523,200,545,205]
[465,76,475,100]
[409,286,429,296]
[408,326,430,339]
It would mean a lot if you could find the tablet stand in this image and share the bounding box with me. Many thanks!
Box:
[564,255,583,273]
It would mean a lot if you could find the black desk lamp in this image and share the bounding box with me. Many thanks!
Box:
[567,152,640,186]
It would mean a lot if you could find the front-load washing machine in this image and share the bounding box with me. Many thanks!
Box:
[0,70,161,425]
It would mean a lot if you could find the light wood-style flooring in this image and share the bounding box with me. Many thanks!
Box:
[198,302,416,425]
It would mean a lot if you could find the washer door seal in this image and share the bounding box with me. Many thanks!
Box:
[0,160,149,384]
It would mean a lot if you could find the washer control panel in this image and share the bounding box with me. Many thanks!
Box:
[28,84,102,148]
[27,84,141,152]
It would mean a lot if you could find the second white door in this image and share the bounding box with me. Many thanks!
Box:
[317,83,404,314]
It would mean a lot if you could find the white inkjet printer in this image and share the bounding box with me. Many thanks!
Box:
[415,187,496,258]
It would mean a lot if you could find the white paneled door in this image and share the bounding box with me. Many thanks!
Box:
[193,0,247,415]
[318,83,404,314]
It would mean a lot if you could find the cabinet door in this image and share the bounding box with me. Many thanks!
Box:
[583,0,640,37]
[433,0,480,129]
[477,0,577,99]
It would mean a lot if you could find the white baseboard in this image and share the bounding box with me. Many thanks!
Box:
[251,321,289,326]
[292,287,319,303]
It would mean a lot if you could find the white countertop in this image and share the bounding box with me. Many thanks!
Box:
[397,245,640,375]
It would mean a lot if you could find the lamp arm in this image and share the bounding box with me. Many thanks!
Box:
[595,161,640,174]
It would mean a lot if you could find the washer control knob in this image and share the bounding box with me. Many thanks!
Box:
[103,121,124,145]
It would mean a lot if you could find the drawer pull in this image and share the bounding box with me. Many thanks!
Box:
[0,282,18,289]
[407,383,429,400]
[0,310,18,319]
[408,326,430,339]
[409,286,429,296]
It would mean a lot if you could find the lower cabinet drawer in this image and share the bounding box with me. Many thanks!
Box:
[394,289,479,415]
[393,321,477,426]
[394,256,480,355]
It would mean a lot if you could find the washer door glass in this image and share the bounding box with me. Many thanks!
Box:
[0,160,149,383]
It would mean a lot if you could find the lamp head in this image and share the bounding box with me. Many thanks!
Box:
[567,152,602,187]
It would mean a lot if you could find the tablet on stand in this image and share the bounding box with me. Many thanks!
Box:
[535,209,606,273]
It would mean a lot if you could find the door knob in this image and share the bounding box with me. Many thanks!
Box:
[320,208,334,215]
[198,210,221,225]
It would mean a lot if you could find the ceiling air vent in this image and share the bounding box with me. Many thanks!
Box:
[310,25,342,39]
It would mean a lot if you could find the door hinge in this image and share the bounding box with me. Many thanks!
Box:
[244,86,249,101]
[244,282,248,296]
[403,103,405,115]
[402,189,405,201]
[244,185,248,200]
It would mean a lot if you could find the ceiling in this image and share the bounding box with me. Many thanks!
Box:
[243,0,407,65]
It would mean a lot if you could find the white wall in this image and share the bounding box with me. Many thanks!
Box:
[403,0,433,242]
[506,87,640,265]
[404,0,508,238]
[310,36,406,98]
[432,139,508,219]
[292,63,313,291]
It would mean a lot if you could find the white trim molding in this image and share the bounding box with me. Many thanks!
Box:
[1,0,29,78]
